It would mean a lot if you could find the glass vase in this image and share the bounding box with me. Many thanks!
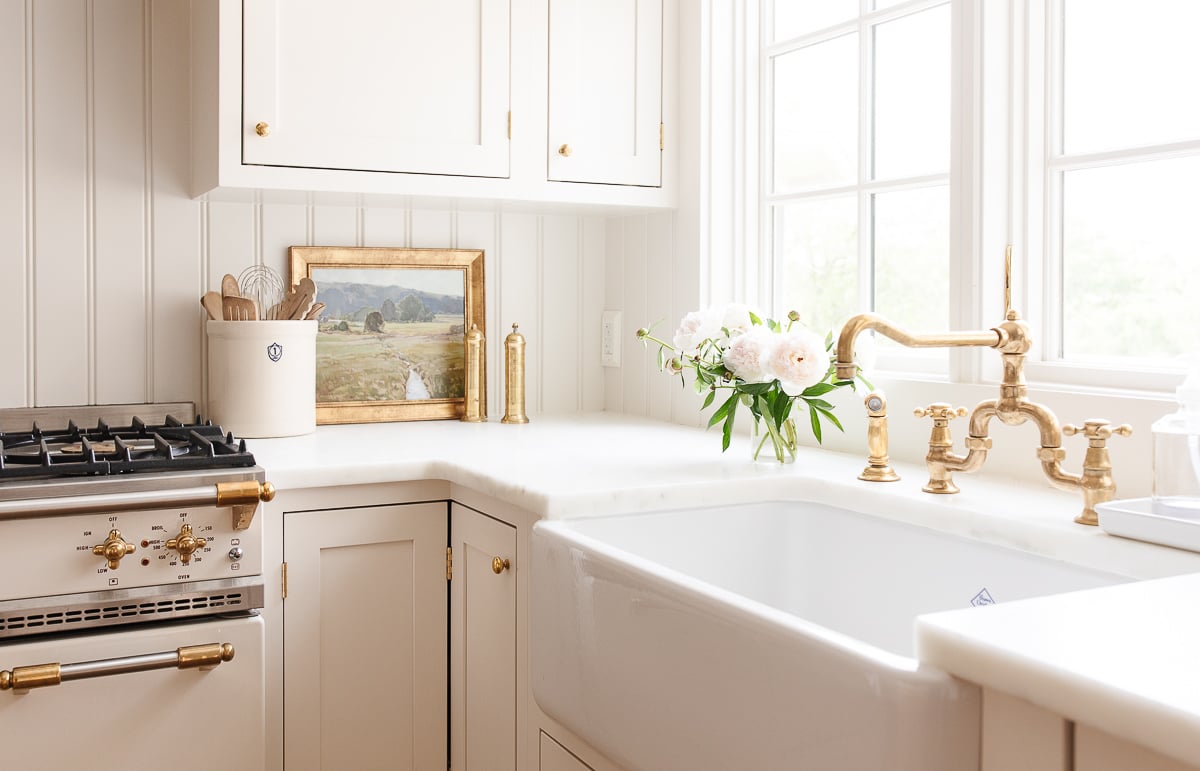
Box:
[750,416,798,464]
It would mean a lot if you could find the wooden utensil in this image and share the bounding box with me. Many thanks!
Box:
[303,302,325,320]
[281,277,317,320]
[221,273,240,298]
[222,296,258,320]
[201,291,223,320]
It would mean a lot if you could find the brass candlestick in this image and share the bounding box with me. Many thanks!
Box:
[502,323,529,424]
[462,324,486,422]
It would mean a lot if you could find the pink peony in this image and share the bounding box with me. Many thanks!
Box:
[767,329,828,396]
[723,327,775,382]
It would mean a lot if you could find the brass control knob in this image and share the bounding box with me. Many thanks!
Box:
[92,529,136,570]
[255,121,270,137]
[165,524,207,565]
[558,143,572,157]
[492,557,511,574]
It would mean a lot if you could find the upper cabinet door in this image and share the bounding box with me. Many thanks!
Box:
[243,0,510,178]
[547,0,663,187]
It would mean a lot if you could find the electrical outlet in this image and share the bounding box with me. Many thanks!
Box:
[601,310,621,367]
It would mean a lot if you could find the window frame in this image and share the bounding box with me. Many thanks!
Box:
[757,0,1191,397]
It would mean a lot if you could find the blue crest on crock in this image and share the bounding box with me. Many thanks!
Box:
[267,342,283,362]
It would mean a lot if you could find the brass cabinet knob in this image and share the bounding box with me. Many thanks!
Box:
[165,524,207,565]
[255,121,270,137]
[557,144,572,157]
[92,529,136,570]
[491,557,511,574]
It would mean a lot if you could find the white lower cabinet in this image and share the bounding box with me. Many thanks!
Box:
[451,502,518,771]
[982,688,1199,771]
[281,496,520,771]
[540,731,596,771]
[283,502,449,771]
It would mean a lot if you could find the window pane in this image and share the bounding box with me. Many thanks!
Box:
[1062,156,1200,360]
[1063,0,1200,155]
[773,0,857,41]
[773,34,858,192]
[874,186,950,357]
[778,196,859,332]
[873,5,950,180]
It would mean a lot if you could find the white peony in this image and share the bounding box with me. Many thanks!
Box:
[767,328,828,396]
[672,308,724,356]
[718,303,756,338]
[722,327,775,383]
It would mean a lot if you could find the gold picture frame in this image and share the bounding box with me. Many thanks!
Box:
[289,246,485,424]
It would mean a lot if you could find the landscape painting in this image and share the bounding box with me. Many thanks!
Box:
[288,247,486,424]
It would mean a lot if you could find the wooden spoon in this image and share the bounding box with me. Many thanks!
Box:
[303,302,326,320]
[221,273,240,298]
[201,291,223,320]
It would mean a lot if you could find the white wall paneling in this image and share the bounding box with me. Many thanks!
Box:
[0,2,607,418]
[0,0,30,407]
[150,0,203,407]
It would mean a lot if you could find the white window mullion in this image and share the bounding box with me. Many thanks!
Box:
[858,12,875,311]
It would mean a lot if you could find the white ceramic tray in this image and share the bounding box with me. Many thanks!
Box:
[1098,497,1200,553]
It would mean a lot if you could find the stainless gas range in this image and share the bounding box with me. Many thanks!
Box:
[0,404,273,771]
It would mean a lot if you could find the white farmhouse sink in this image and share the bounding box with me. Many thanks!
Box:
[530,501,1128,771]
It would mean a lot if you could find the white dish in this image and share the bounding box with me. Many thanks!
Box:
[1098,497,1200,553]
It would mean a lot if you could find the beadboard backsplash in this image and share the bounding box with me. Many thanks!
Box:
[0,0,605,418]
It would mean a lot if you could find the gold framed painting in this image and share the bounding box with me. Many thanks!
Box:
[289,246,485,424]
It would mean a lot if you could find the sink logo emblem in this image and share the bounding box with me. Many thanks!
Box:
[267,342,283,363]
[970,587,996,607]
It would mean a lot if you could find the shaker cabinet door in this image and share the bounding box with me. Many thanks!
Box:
[547,0,663,186]
[283,502,448,771]
[243,0,510,178]
[450,502,518,771]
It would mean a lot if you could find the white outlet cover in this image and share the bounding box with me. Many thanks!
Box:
[601,310,622,367]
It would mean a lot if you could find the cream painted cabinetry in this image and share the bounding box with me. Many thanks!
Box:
[191,0,675,207]
[451,502,518,771]
[547,0,664,186]
[981,688,1200,771]
[282,501,449,771]
[276,491,522,771]
[242,0,511,179]
[540,731,596,771]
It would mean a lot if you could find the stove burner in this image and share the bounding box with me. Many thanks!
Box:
[0,415,256,481]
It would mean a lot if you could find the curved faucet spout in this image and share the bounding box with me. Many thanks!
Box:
[834,312,1002,380]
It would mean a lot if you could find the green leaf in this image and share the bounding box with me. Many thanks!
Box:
[808,402,824,443]
[804,397,835,412]
[748,310,762,325]
[720,400,738,451]
[701,389,716,410]
[814,404,844,432]
[708,391,739,429]
[656,346,666,371]
[802,382,837,397]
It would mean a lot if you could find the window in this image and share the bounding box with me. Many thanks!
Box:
[765,0,952,375]
[762,0,1199,389]
[1035,0,1200,373]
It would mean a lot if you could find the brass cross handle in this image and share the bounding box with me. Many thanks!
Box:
[1063,420,1133,443]
[914,403,969,422]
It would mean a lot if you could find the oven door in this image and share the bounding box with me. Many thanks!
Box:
[0,613,264,771]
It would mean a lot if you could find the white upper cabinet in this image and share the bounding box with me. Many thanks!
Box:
[547,0,663,187]
[191,0,674,208]
[242,0,510,178]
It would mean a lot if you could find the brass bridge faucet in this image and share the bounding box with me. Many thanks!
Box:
[835,250,1130,526]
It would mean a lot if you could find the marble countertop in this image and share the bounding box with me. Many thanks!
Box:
[249,412,1200,761]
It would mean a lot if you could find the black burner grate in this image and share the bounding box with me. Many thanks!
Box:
[0,414,256,481]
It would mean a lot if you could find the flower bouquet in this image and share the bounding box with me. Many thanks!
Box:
[637,304,867,463]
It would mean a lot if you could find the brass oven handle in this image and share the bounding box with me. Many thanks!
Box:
[1,643,235,692]
[0,480,274,529]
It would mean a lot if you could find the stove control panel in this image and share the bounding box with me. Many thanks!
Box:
[0,506,263,602]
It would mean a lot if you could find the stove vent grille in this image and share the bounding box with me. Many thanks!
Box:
[0,580,264,639]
